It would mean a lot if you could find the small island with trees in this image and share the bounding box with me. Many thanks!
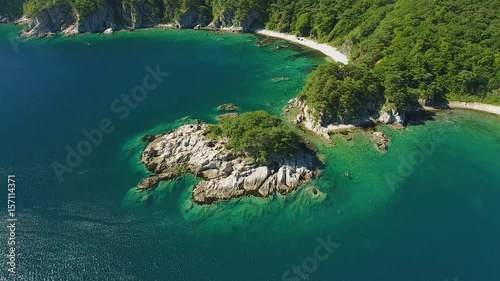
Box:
[138,111,322,204]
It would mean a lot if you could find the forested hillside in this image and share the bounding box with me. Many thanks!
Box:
[292,0,500,123]
[6,0,500,122]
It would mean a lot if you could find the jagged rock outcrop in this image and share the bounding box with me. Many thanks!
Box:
[378,108,405,125]
[285,98,359,140]
[285,97,406,140]
[21,3,157,37]
[138,124,321,204]
[371,131,390,152]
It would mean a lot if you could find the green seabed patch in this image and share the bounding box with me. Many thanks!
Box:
[124,178,332,238]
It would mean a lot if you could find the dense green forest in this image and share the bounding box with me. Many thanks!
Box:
[300,63,384,123]
[5,0,500,122]
[206,111,303,162]
[275,0,500,122]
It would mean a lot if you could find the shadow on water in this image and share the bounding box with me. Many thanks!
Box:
[405,109,437,126]
[287,50,323,60]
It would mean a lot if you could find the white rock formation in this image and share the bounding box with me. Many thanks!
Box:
[139,124,320,204]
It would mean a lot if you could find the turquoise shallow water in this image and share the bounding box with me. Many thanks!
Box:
[1,25,499,281]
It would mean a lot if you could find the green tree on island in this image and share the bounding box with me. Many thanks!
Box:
[206,111,303,162]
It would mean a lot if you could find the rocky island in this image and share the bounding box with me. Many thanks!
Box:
[138,111,321,204]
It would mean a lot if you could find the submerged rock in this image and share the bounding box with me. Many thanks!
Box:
[138,124,321,204]
[271,77,290,83]
[371,131,390,152]
[216,113,239,120]
[141,134,157,142]
[217,103,239,111]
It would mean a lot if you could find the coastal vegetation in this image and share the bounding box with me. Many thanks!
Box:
[299,63,383,123]
[294,0,500,122]
[205,110,303,162]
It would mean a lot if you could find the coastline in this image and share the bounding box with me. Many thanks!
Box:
[138,123,322,204]
[444,101,500,116]
[286,97,500,141]
[254,29,349,64]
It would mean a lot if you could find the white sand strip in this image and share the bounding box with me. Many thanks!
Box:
[254,29,348,64]
[447,101,500,115]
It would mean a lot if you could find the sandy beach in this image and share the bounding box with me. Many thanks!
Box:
[254,29,348,64]
[446,101,500,116]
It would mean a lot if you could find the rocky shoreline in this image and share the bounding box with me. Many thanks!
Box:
[16,3,262,38]
[285,97,499,142]
[285,97,401,140]
[1,16,16,24]
[138,124,321,204]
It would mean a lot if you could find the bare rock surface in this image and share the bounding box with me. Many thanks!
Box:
[138,124,321,204]
[217,103,239,111]
[20,3,260,37]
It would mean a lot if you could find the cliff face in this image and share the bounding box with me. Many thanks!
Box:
[20,2,261,37]
[21,4,75,37]
[207,9,260,32]
[286,97,405,140]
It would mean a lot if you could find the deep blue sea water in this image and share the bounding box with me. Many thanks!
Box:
[1,25,499,281]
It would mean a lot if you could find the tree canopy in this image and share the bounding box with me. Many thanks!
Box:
[206,111,303,162]
[300,63,383,123]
